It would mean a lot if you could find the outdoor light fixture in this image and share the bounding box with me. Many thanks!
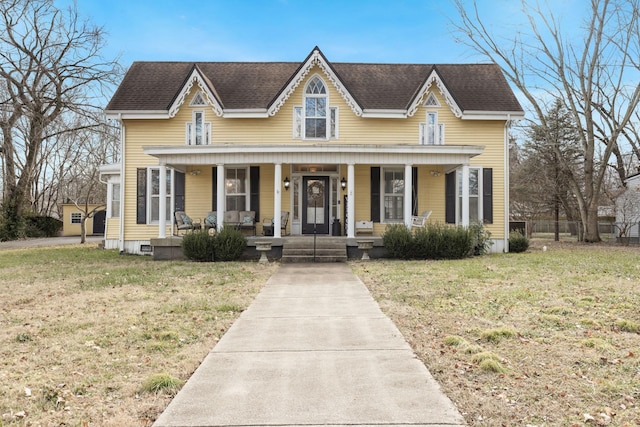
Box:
[190,169,201,176]
[341,177,347,190]
[284,177,290,191]
[430,170,441,177]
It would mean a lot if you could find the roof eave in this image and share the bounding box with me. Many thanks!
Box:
[105,110,170,120]
[461,110,525,120]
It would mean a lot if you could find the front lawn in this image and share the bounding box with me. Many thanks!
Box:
[353,241,640,426]
[0,245,276,426]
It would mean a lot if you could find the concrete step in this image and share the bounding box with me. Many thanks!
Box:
[281,237,347,263]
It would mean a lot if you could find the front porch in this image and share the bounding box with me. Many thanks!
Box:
[150,235,385,262]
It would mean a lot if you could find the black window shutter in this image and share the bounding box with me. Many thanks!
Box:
[483,168,493,224]
[370,167,380,222]
[250,166,260,219]
[174,171,185,212]
[411,166,418,216]
[136,168,147,224]
[211,167,217,211]
[445,171,456,224]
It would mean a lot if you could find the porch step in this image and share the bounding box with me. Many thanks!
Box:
[281,237,347,263]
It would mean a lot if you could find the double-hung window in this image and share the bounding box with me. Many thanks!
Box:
[109,183,120,218]
[458,168,481,223]
[149,168,172,223]
[293,76,338,140]
[186,111,211,145]
[382,168,405,222]
[225,167,248,211]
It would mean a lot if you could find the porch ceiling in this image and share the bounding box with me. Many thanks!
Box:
[143,143,484,166]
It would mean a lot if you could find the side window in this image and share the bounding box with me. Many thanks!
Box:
[148,168,172,223]
[225,167,248,211]
[110,183,120,218]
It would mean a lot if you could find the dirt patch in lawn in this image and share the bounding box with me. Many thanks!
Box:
[353,241,640,426]
[0,245,276,426]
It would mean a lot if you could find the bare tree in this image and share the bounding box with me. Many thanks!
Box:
[453,0,640,242]
[0,0,120,239]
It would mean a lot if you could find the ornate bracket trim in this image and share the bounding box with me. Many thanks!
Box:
[407,71,462,118]
[268,50,363,117]
[169,70,223,118]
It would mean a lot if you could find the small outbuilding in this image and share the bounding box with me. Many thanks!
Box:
[615,172,640,242]
[61,204,106,237]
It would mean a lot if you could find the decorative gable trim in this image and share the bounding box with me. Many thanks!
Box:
[267,47,364,117]
[408,69,462,118]
[168,67,224,118]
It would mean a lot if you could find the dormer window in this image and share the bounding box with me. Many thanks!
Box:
[186,110,211,145]
[293,76,338,140]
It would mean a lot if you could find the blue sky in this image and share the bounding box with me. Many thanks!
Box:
[55,0,581,66]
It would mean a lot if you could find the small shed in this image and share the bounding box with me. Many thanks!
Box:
[61,204,106,237]
[615,173,640,242]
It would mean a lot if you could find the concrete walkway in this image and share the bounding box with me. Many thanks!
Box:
[0,236,103,251]
[153,263,465,427]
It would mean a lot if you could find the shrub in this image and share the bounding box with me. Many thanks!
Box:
[413,223,473,259]
[213,227,246,261]
[181,230,215,262]
[469,222,493,256]
[0,200,25,241]
[382,223,413,259]
[25,215,63,237]
[508,230,529,253]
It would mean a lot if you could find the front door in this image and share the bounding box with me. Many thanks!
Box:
[302,176,330,234]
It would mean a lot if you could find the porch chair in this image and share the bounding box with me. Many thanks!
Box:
[174,211,202,235]
[410,210,432,229]
[262,211,289,236]
[204,211,217,231]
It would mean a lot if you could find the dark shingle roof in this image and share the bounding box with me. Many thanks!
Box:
[106,57,523,114]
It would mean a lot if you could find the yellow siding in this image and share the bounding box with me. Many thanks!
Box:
[121,68,508,241]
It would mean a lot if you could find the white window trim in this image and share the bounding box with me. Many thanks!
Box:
[293,106,302,138]
[225,166,250,211]
[380,167,405,223]
[70,212,82,224]
[189,90,207,106]
[424,91,441,107]
[186,110,211,145]
[302,74,330,141]
[330,106,338,139]
[147,167,174,225]
[456,167,483,224]
[107,179,121,218]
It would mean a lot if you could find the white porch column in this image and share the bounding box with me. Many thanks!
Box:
[461,165,470,227]
[347,163,355,238]
[216,164,225,231]
[404,164,413,229]
[274,163,282,238]
[158,165,167,238]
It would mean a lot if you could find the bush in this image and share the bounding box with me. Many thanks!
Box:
[382,224,413,259]
[508,230,529,253]
[213,227,246,261]
[25,216,63,237]
[384,223,475,260]
[0,200,25,241]
[469,222,493,256]
[181,230,215,262]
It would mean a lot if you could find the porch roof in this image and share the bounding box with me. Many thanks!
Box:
[143,143,484,167]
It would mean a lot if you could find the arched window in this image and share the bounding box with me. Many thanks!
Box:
[304,76,327,139]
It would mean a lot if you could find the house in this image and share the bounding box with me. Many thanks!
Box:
[615,172,640,242]
[101,47,523,256]
[61,204,105,237]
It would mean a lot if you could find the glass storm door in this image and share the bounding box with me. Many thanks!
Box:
[302,176,329,234]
